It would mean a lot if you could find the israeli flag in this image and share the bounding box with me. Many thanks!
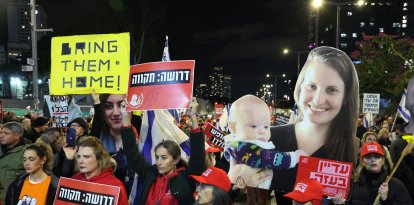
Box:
[288,104,298,124]
[363,113,374,128]
[162,36,171,62]
[139,110,191,164]
[218,104,230,132]
[398,89,410,122]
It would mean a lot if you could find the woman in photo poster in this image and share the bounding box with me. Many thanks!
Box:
[227,46,360,203]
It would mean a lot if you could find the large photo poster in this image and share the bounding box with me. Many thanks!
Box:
[225,47,359,195]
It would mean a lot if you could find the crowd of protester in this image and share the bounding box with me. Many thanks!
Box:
[1,99,413,205]
[0,46,413,205]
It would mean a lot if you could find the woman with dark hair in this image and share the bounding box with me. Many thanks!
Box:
[190,166,232,205]
[335,142,412,205]
[121,98,205,205]
[6,142,59,205]
[228,46,360,203]
[90,93,140,194]
[72,136,128,204]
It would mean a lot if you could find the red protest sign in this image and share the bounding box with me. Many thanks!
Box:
[203,123,225,151]
[296,156,353,198]
[54,177,120,205]
[127,60,195,111]
[214,104,224,119]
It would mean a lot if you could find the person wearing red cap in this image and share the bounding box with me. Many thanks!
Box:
[189,166,232,205]
[284,178,323,205]
[344,142,412,205]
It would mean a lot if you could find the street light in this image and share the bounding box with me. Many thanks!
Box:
[312,0,365,48]
[311,0,322,47]
[266,73,286,106]
[283,48,308,75]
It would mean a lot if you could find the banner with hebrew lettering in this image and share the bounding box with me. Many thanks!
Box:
[54,177,120,205]
[204,123,225,151]
[50,33,130,95]
[44,95,69,127]
[296,156,353,198]
[127,60,195,110]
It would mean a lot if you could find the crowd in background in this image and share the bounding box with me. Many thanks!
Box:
[0,104,413,205]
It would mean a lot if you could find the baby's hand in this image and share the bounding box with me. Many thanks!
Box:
[294,149,308,161]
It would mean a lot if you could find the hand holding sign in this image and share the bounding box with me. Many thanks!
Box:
[378,182,389,201]
[372,135,414,204]
[188,97,199,130]
[227,162,273,189]
[120,100,132,127]
[188,98,199,116]
[91,89,101,105]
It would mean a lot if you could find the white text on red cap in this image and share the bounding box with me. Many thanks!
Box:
[202,168,213,177]
[367,145,378,152]
[294,183,308,193]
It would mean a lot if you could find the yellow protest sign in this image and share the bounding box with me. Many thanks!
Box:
[50,33,130,95]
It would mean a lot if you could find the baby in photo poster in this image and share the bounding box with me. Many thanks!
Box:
[224,94,306,189]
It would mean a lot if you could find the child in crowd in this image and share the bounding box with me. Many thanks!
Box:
[224,95,306,204]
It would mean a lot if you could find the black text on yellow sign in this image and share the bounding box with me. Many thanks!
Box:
[50,33,130,95]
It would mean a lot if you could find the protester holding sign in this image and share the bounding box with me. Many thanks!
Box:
[228,46,360,204]
[6,143,59,205]
[360,132,394,172]
[120,98,205,205]
[337,142,412,205]
[402,76,414,133]
[391,75,414,201]
[72,136,128,205]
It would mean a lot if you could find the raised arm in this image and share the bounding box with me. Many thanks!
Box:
[120,101,152,178]
[185,98,206,176]
[225,141,305,169]
[90,89,103,138]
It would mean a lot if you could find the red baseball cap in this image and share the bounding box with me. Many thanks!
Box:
[360,142,384,158]
[189,166,231,192]
[284,179,323,205]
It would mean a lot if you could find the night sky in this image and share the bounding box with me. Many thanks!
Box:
[30,0,311,98]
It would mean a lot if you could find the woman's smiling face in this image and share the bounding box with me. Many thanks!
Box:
[298,62,345,126]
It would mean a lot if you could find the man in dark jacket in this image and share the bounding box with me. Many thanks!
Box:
[0,122,31,204]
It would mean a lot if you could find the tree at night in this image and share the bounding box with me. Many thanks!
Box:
[351,33,414,114]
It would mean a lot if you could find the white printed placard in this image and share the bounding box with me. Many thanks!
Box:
[363,93,380,114]
[44,95,69,127]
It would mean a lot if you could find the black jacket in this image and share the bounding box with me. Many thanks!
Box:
[349,169,412,205]
[5,172,59,205]
[121,127,205,205]
[52,148,75,178]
